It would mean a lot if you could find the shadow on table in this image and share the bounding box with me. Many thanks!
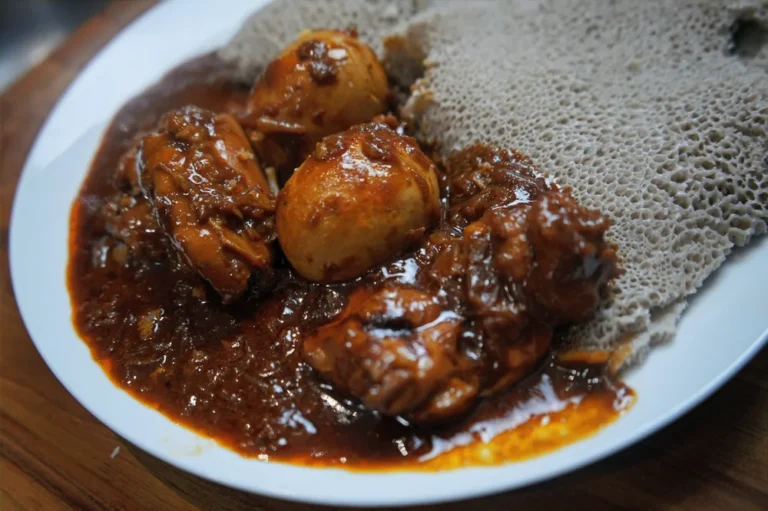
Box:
[126,345,766,511]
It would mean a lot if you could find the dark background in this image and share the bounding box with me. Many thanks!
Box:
[0,0,110,91]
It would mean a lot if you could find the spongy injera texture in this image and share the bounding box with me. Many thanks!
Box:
[222,0,768,367]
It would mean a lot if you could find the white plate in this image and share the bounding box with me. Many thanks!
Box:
[9,0,768,506]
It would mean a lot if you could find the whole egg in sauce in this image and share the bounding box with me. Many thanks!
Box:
[277,115,441,282]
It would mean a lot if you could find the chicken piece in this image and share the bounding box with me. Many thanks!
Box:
[243,29,389,181]
[276,117,441,282]
[459,190,615,393]
[138,106,276,302]
[304,285,478,422]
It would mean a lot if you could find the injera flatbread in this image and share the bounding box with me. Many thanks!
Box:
[221,0,768,368]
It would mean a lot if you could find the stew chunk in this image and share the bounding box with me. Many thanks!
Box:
[139,106,276,302]
[304,285,478,422]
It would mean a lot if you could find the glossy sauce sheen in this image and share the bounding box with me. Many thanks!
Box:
[68,55,633,470]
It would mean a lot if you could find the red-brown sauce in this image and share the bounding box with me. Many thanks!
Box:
[68,54,633,470]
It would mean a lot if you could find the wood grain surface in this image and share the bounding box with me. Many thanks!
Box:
[1,2,766,510]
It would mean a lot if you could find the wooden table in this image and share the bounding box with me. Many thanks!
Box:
[1,3,766,509]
